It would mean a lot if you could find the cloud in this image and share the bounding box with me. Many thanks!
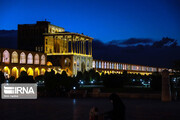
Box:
[109,38,153,46]
[152,37,178,48]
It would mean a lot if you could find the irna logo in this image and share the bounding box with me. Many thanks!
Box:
[1,83,37,99]
[4,86,35,94]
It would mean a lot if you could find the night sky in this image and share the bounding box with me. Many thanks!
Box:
[1,0,180,43]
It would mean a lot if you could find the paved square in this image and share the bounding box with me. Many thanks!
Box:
[0,98,180,120]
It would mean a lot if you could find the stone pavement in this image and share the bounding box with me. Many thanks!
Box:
[0,98,180,120]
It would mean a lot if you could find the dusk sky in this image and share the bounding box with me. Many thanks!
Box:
[1,0,180,43]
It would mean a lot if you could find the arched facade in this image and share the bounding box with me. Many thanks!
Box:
[12,67,18,79]
[27,68,34,76]
[3,50,10,64]
[41,55,45,65]
[11,51,18,63]
[27,53,33,64]
[34,54,39,64]
[35,68,40,77]
[3,66,10,75]
[20,67,26,73]
[41,68,46,75]
[0,48,47,78]
[20,52,26,64]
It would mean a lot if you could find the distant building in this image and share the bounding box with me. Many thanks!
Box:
[93,59,165,75]
[18,21,64,52]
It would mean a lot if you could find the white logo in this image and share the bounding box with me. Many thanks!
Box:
[1,83,37,99]
[4,86,35,94]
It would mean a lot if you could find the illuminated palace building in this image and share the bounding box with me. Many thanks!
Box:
[0,21,166,78]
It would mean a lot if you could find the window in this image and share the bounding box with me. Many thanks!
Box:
[110,63,111,69]
[20,52,26,64]
[112,63,114,69]
[118,64,121,70]
[27,53,33,64]
[107,62,109,69]
[142,66,146,71]
[99,61,101,68]
[96,61,98,68]
[104,62,106,69]
[34,54,39,64]
[93,61,95,68]
[123,64,125,70]
[132,65,137,70]
[41,55,46,65]
[2,50,10,64]
[11,51,18,63]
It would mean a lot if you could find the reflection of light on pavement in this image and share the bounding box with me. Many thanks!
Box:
[73,99,76,105]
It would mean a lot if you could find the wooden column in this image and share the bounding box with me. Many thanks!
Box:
[91,40,92,55]
[84,40,86,54]
[81,40,82,54]
[77,40,79,53]
[88,42,89,55]
[71,35,73,53]
[66,36,69,53]
[74,39,76,53]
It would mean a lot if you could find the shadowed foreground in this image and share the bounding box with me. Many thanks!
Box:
[0,98,180,120]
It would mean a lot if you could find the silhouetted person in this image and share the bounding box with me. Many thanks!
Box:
[89,106,99,120]
[105,93,125,120]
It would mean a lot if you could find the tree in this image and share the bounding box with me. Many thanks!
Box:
[150,72,162,91]
[0,71,5,84]
[173,60,180,72]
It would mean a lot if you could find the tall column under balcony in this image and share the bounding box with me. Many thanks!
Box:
[81,40,83,54]
[71,36,73,53]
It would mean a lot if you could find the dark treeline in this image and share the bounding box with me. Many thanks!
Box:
[0,67,180,97]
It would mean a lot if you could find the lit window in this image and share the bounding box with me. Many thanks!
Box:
[104,62,106,69]
[132,65,137,70]
[117,64,118,70]
[118,64,121,69]
[2,50,10,64]
[20,52,26,64]
[112,63,114,69]
[123,64,125,70]
[107,62,109,69]
[110,63,111,69]
[27,53,33,64]
[34,54,39,64]
[41,55,46,65]
[102,62,104,69]
[96,61,98,68]
[99,61,101,68]
[11,51,18,63]
[93,61,95,68]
